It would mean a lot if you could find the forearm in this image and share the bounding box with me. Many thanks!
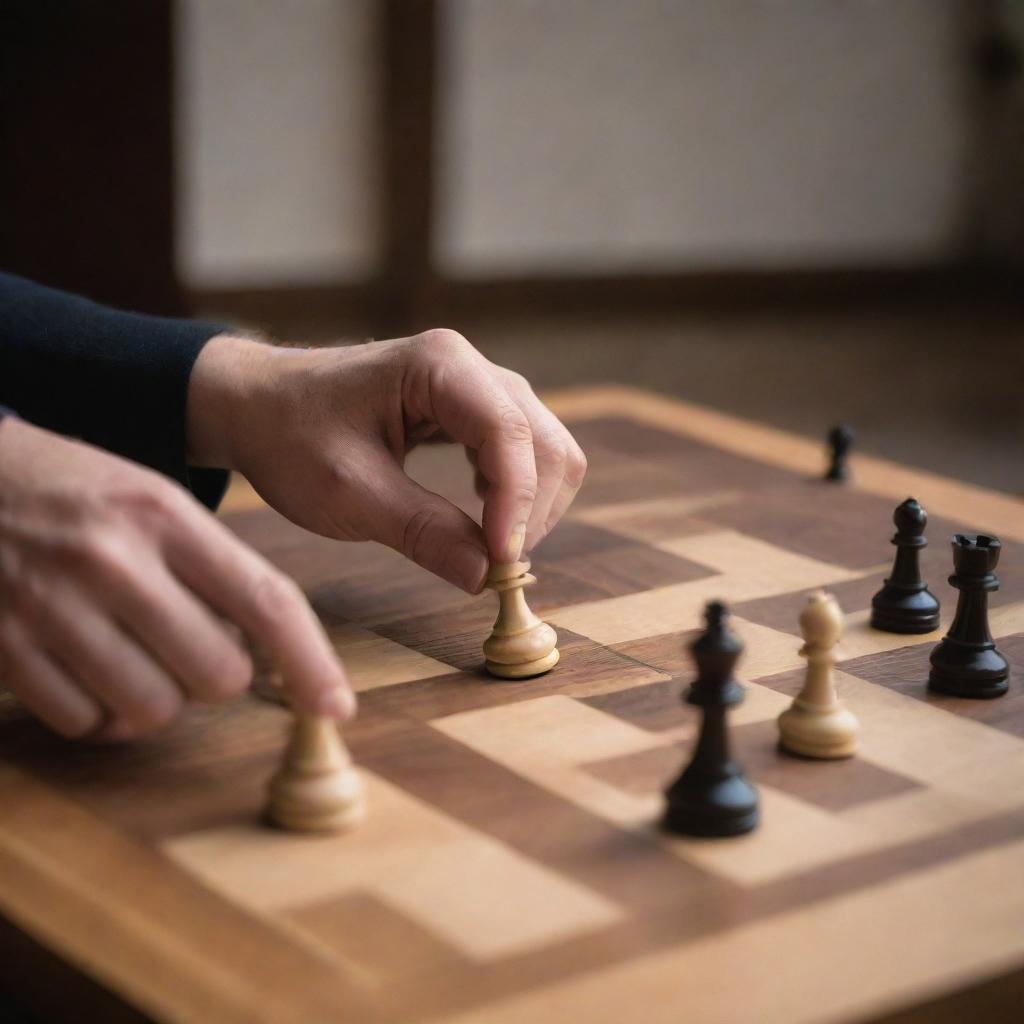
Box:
[0,272,229,506]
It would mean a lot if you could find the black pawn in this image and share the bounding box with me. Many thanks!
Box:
[928,534,1009,699]
[870,498,941,634]
[825,424,855,482]
[662,601,759,838]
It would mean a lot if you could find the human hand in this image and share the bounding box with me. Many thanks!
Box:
[188,329,587,592]
[0,418,354,739]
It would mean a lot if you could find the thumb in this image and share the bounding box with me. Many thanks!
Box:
[355,450,489,593]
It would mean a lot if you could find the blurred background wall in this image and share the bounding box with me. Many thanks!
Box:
[1,0,1022,488]
[176,0,378,289]
[176,0,985,295]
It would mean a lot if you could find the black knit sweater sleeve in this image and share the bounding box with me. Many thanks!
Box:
[0,272,229,509]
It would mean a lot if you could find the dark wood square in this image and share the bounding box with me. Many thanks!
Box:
[582,718,921,814]
[363,613,667,723]
[733,575,882,637]
[583,679,692,733]
[834,631,1024,739]
[537,542,714,604]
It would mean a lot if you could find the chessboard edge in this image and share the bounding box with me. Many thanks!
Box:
[542,385,1024,542]
[219,385,1024,545]
[0,762,375,1024]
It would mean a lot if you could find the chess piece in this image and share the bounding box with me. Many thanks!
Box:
[484,560,559,678]
[265,713,365,833]
[825,424,854,482]
[662,601,759,838]
[778,591,858,758]
[870,498,941,634]
[928,534,1009,699]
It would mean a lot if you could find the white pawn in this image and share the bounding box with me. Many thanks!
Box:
[484,560,559,678]
[778,590,859,759]
[265,713,365,833]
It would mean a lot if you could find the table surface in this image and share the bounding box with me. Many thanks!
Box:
[1,385,1023,1024]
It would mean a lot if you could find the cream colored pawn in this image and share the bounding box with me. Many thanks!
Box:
[484,560,560,678]
[778,590,859,759]
[265,713,365,833]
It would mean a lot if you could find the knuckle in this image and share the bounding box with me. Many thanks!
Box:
[321,457,358,498]
[147,477,190,516]
[505,370,530,392]
[194,644,254,702]
[54,704,104,740]
[248,570,303,625]
[495,404,533,445]
[419,328,472,359]
[72,532,132,586]
[401,504,441,562]
[125,478,191,534]
[131,686,183,734]
[534,432,568,468]
[510,481,539,507]
[565,445,588,489]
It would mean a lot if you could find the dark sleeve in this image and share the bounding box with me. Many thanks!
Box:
[0,272,230,509]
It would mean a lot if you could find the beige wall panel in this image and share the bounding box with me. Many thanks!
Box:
[176,0,378,288]
[438,0,968,275]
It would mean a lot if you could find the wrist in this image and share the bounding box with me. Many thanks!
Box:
[186,334,281,470]
[0,416,54,495]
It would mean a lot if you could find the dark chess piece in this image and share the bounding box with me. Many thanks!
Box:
[662,601,759,838]
[825,424,855,482]
[870,498,941,634]
[928,534,1009,699]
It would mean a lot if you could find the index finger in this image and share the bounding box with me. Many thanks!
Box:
[162,502,355,719]
[422,341,538,564]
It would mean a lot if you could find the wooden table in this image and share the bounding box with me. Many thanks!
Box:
[2,386,1023,1023]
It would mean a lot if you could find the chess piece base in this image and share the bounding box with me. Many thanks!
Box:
[869,610,940,634]
[778,705,858,759]
[929,642,1009,699]
[266,768,366,834]
[662,775,759,838]
[486,648,560,679]
[870,586,940,635]
[928,674,1009,699]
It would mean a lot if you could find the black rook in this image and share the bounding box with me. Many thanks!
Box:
[928,535,1009,699]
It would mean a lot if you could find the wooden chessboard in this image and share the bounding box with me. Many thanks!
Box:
[2,385,1024,1024]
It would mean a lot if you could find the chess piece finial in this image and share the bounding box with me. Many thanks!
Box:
[662,601,759,838]
[265,714,365,833]
[870,497,941,634]
[777,590,859,758]
[825,424,855,482]
[484,560,559,678]
[928,534,1009,699]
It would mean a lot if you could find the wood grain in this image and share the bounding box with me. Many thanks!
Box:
[4,385,1024,1023]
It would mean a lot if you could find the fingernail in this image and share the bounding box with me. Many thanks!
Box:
[318,686,356,720]
[451,541,488,593]
[507,523,527,563]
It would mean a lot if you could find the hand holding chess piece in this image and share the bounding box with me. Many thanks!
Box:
[265,711,365,833]
[778,590,859,759]
[483,560,559,678]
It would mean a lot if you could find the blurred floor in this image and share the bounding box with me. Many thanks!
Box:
[445,308,1023,498]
